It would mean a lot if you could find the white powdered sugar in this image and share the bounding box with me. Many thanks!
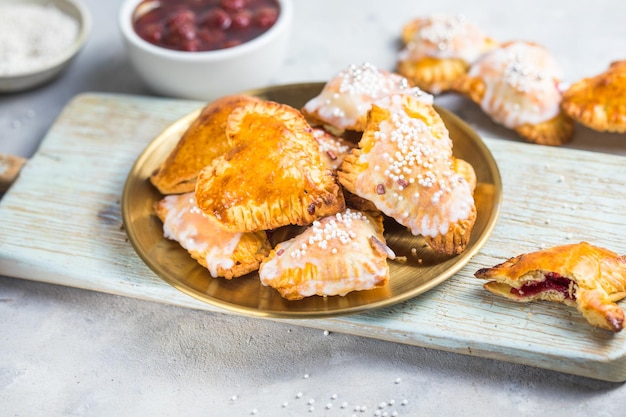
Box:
[0,3,79,76]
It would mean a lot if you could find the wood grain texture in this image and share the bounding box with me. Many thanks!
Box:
[1,93,625,381]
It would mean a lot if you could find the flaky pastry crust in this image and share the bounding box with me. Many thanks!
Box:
[475,242,626,332]
[150,94,261,194]
[561,60,626,133]
[195,99,345,233]
[259,209,393,300]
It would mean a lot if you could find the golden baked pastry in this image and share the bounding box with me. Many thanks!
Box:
[475,242,626,332]
[312,127,356,171]
[195,99,345,233]
[150,94,261,195]
[155,192,271,279]
[338,93,476,255]
[301,62,433,134]
[452,41,574,146]
[259,209,394,300]
[397,14,497,94]
[561,60,626,133]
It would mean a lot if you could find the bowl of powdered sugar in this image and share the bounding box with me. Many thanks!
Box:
[0,0,91,92]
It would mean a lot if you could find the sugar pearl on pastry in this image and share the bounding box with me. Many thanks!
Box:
[338,62,411,96]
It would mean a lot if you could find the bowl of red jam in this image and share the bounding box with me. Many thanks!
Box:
[119,0,292,100]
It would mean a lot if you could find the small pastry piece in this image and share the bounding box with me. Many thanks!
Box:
[150,94,261,195]
[397,14,497,94]
[195,99,345,233]
[259,209,394,300]
[338,93,476,255]
[312,127,356,171]
[155,192,271,279]
[475,242,626,332]
[452,41,573,146]
[561,60,626,133]
[302,62,433,134]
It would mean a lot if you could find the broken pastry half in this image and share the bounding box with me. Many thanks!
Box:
[155,192,271,279]
[150,94,261,195]
[561,60,626,133]
[397,14,497,94]
[338,93,477,256]
[475,242,626,332]
[195,99,345,233]
[259,209,394,300]
[301,62,433,134]
[452,40,573,146]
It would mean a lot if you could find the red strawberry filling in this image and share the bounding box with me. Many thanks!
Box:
[510,272,576,300]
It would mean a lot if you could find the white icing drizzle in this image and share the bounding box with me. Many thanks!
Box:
[160,193,242,277]
[399,14,490,63]
[259,209,391,297]
[469,41,563,128]
[355,102,474,238]
[303,62,433,131]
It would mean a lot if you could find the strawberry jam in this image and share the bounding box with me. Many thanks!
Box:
[133,0,280,52]
[511,272,576,300]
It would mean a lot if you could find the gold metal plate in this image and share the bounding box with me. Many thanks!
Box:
[122,82,502,318]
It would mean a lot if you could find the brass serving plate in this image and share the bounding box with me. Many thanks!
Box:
[122,82,502,319]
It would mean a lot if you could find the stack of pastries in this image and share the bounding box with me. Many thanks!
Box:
[397,13,626,144]
[150,62,478,300]
[394,14,626,332]
[397,14,577,146]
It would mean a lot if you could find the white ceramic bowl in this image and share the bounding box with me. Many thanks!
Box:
[119,0,293,101]
[0,0,91,93]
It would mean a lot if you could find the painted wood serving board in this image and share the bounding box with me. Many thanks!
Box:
[1,93,625,381]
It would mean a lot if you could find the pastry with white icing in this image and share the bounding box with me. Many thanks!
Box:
[452,41,573,145]
[338,93,477,255]
[397,14,497,94]
[155,192,271,279]
[259,209,394,300]
[302,62,433,134]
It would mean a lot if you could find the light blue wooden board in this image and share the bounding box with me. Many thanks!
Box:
[1,93,625,381]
